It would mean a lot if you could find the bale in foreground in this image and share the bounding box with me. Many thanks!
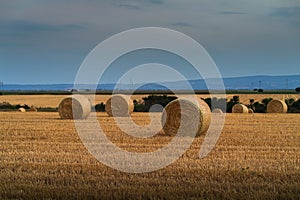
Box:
[58,95,91,119]
[267,99,288,113]
[232,104,248,113]
[106,94,134,117]
[161,98,211,137]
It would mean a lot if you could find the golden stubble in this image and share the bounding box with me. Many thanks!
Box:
[0,109,300,199]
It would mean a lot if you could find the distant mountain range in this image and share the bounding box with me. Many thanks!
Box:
[2,75,300,91]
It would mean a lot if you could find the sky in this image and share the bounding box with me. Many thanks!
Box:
[0,0,300,84]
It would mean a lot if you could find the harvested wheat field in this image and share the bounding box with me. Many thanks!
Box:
[1,109,300,199]
[1,94,300,108]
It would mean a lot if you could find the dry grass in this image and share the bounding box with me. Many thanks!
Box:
[0,95,147,108]
[1,110,300,199]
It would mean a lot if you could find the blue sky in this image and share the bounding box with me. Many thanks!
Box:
[0,0,300,84]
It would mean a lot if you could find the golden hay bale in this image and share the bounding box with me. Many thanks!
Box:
[58,95,91,119]
[28,106,38,112]
[212,108,223,114]
[248,108,254,114]
[161,98,211,137]
[232,104,248,113]
[106,94,134,117]
[18,108,26,112]
[267,99,288,113]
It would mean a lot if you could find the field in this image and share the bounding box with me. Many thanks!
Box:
[1,94,300,108]
[1,95,300,199]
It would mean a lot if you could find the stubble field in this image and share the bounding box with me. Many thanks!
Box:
[1,94,300,108]
[0,94,300,199]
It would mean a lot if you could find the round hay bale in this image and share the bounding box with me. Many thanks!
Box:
[267,99,288,113]
[161,98,211,137]
[18,107,26,112]
[248,108,254,114]
[232,104,248,113]
[29,106,38,112]
[58,95,91,119]
[212,108,223,114]
[106,94,134,117]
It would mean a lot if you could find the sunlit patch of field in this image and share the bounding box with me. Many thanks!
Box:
[1,111,300,199]
[0,95,147,108]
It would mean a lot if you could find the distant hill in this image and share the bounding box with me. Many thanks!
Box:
[222,75,300,90]
[2,75,300,91]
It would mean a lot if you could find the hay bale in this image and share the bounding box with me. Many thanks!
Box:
[28,106,38,112]
[267,99,288,113]
[248,108,254,114]
[18,107,26,112]
[58,95,91,119]
[232,104,248,113]
[161,98,211,137]
[212,108,223,114]
[106,94,134,117]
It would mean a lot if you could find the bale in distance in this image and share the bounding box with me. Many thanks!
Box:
[106,94,134,117]
[267,99,288,113]
[232,104,248,113]
[248,108,254,114]
[58,95,91,119]
[18,108,26,112]
[28,106,38,112]
[161,98,211,137]
[212,108,223,114]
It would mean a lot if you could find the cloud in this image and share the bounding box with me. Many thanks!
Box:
[146,0,164,4]
[112,0,164,10]
[117,3,141,10]
[171,22,192,27]
[270,6,300,17]
[217,11,247,15]
[1,20,85,32]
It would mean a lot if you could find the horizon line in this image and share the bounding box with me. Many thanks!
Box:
[2,74,300,85]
